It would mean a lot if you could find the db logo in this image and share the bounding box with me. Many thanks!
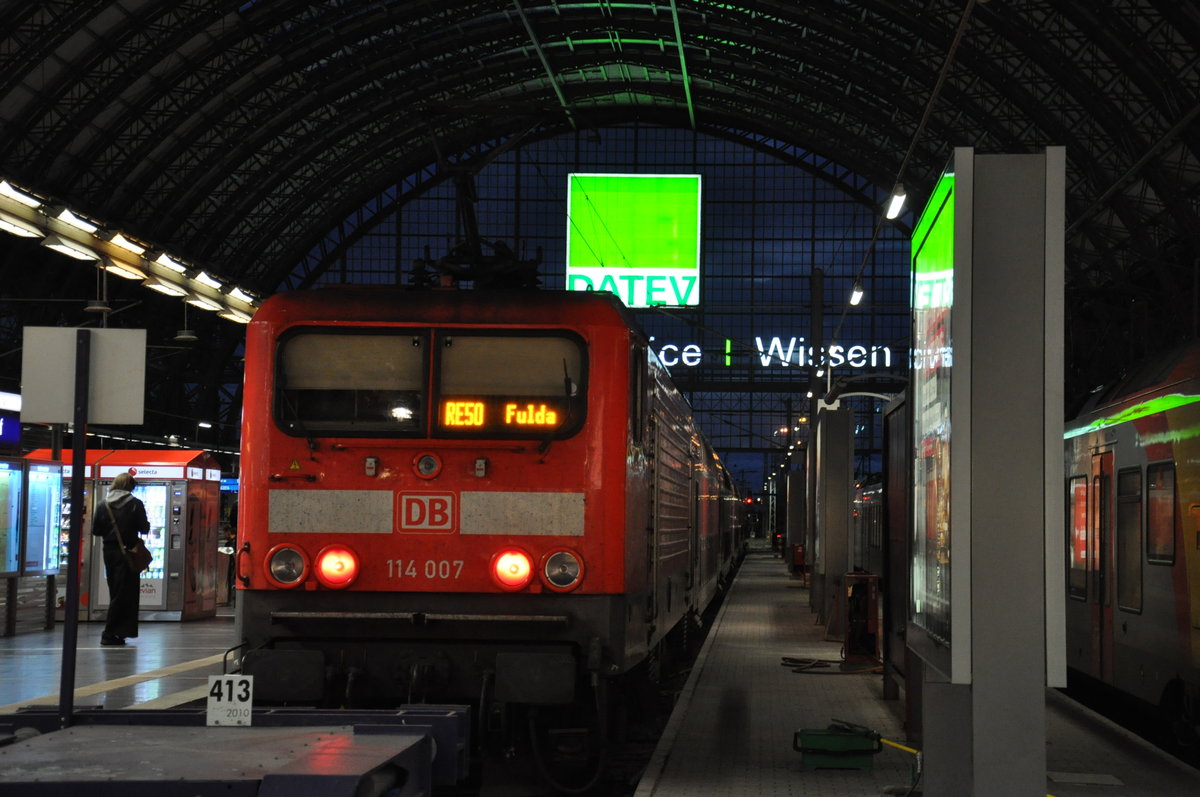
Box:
[399,493,456,533]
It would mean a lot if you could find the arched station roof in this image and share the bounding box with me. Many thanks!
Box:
[0,1,1197,448]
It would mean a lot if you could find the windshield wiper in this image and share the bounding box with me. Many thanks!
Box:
[278,382,319,458]
[536,359,575,458]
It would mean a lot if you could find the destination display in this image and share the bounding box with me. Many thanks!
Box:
[436,396,568,436]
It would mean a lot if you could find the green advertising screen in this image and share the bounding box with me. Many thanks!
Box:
[909,163,957,675]
[565,173,701,308]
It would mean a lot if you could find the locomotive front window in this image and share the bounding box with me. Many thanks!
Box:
[277,332,426,435]
[435,334,586,438]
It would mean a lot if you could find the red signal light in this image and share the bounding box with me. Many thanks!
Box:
[491,548,533,590]
[315,545,359,589]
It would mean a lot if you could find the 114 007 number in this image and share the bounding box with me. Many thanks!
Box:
[387,559,465,580]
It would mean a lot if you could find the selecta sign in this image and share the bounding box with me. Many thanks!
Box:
[565,174,701,308]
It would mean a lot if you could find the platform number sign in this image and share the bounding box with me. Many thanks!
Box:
[206,674,253,726]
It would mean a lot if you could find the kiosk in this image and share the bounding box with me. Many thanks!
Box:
[26,449,221,622]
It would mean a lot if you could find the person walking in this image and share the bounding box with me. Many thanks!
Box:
[91,472,149,646]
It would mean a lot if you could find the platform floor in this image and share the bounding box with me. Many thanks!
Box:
[2,552,1199,796]
[636,545,1200,797]
[0,609,236,714]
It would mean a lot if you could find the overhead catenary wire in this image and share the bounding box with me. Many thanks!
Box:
[830,0,981,349]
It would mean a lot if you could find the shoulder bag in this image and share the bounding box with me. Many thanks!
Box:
[104,500,153,573]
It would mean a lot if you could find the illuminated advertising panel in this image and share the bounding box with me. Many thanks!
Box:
[23,462,62,574]
[909,158,962,678]
[0,460,20,575]
[565,173,701,308]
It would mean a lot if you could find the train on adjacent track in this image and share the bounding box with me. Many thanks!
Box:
[233,287,745,751]
[861,346,1200,755]
[1062,345,1200,749]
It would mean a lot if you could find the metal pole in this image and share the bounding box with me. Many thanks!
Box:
[807,269,824,610]
[58,329,90,729]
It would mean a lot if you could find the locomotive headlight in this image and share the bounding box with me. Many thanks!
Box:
[491,548,534,590]
[265,544,309,588]
[413,452,442,480]
[315,545,360,589]
[541,549,583,591]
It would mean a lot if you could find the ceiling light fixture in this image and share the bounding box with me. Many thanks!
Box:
[42,234,99,261]
[0,180,41,208]
[217,308,252,324]
[85,264,111,315]
[192,271,223,290]
[154,252,187,273]
[0,210,41,238]
[53,207,99,233]
[885,184,907,220]
[102,256,146,281]
[227,286,256,304]
[185,293,223,312]
[104,232,146,256]
[174,303,198,343]
[850,278,864,306]
[142,278,188,297]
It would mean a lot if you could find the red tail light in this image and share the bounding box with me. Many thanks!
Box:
[315,545,360,589]
[491,548,533,590]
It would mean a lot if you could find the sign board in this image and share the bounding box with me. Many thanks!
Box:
[99,465,186,479]
[206,674,253,726]
[20,328,146,425]
[0,410,19,446]
[565,173,701,308]
[906,147,1065,690]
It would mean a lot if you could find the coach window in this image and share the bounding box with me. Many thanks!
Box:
[1067,476,1087,600]
[1146,462,1176,564]
[276,331,426,435]
[435,334,585,438]
[1116,467,1142,613]
[631,344,649,445]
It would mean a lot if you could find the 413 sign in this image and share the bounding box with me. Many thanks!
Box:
[206,674,254,726]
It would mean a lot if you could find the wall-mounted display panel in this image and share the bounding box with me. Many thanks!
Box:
[565,173,701,308]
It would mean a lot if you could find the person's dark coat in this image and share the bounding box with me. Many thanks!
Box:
[91,491,150,550]
[91,489,150,641]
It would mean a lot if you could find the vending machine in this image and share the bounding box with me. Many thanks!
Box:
[90,451,221,621]
[26,449,221,622]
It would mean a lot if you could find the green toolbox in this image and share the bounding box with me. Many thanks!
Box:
[793,724,882,770]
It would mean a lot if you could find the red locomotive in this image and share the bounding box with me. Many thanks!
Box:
[235,288,744,724]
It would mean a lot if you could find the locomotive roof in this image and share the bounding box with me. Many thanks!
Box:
[254,287,644,333]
